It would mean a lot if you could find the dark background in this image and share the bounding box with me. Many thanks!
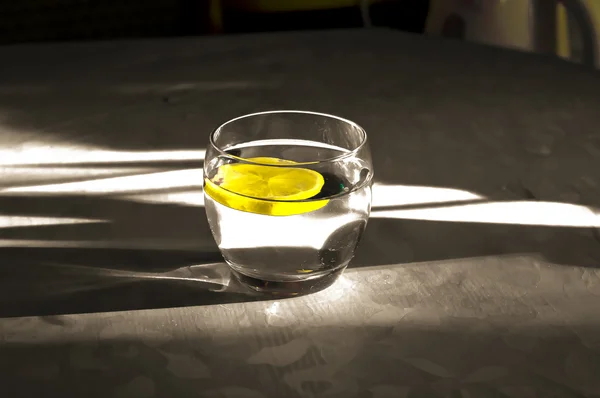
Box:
[0,0,430,45]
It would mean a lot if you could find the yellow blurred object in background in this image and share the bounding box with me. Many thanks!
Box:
[224,0,364,12]
[209,0,375,32]
[557,2,571,58]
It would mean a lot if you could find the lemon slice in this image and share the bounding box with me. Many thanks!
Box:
[204,157,329,216]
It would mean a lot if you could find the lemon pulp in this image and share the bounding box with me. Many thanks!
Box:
[204,157,330,216]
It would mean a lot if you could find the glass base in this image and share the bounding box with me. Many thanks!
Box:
[229,266,346,296]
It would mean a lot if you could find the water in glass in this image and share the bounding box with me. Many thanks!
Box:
[204,138,372,293]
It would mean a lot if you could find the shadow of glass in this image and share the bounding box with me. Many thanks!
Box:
[0,191,271,317]
[0,247,267,318]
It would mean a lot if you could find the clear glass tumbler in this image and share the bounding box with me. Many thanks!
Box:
[203,110,373,294]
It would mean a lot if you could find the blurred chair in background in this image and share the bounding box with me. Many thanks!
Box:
[426,0,600,68]
[558,0,600,66]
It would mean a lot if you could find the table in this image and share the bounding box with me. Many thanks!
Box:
[1,28,600,397]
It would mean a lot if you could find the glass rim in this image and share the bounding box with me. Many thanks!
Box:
[208,110,368,166]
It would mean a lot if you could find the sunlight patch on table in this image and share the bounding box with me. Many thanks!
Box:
[372,200,600,227]
[122,190,205,207]
[0,239,214,251]
[0,216,107,229]
[0,146,205,166]
[2,169,203,194]
[371,183,482,208]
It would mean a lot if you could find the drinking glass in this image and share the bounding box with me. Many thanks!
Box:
[203,110,373,294]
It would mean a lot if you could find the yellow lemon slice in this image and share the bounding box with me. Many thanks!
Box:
[204,157,329,216]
